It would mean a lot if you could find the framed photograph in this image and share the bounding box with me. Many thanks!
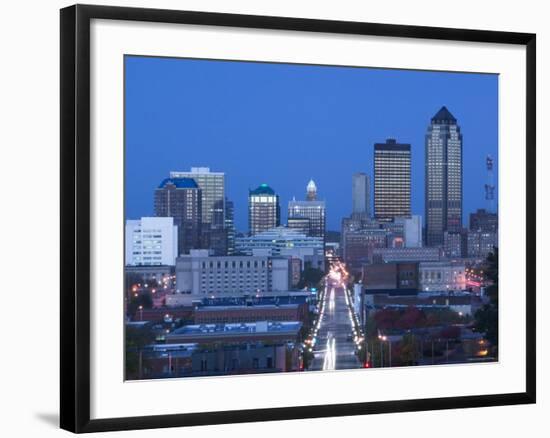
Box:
[60,4,536,433]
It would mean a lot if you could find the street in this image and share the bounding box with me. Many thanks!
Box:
[308,282,362,371]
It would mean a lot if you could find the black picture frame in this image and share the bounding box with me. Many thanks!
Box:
[60,4,536,433]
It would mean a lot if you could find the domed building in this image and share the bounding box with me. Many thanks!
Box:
[248,183,280,236]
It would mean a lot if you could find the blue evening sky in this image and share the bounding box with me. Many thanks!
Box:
[125,56,498,231]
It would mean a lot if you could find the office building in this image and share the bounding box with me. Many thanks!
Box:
[170,167,225,227]
[288,180,326,240]
[374,138,411,221]
[469,208,498,233]
[125,217,178,266]
[425,106,463,246]
[154,177,202,254]
[342,228,387,272]
[443,230,467,258]
[248,184,280,236]
[175,250,291,296]
[170,167,227,254]
[352,172,371,217]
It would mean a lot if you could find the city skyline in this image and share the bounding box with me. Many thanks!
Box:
[125,56,498,231]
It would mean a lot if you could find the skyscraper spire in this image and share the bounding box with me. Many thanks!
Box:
[306,179,317,201]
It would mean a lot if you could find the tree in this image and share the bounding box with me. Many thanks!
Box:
[395,306,425,329]
[474,248,499,356]
[374,308,400,329]
[399,333,419,366]
[125,325,155,379]
[297,267,324,290]
[127,293,153,320]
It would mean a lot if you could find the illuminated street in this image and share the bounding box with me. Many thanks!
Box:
[308,264,362,371]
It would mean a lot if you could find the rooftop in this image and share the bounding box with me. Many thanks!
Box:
[198,295,308,307]
[374,138,411,151]
[157,177,199,189]
[196,304,300,312]
[431,106,457,124]
[171,321,302,336]
[250,183,276,196]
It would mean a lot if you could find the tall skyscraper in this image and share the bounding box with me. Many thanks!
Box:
[425,106,463,246]
[374,138,411,222]
[352,173,371,217]
[154,177,202,255]
[169,167,225,228]
[248,184,280,236]
[170,167,226,254]
[288,180,326,241]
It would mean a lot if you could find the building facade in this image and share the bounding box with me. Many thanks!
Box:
[170,167,227,255]
[170,167,225,227]
[466,230,498,259]
[154,177,202,255]
[248,184,280,236]
[175,250,291,296]
[443,230,467,258]
[342,227,387,272]
[235,226,323,256]
[352,172,371,217]
[396,215,422,248]
[125,217,178,266]
[419,261,467,292]
[374,138,411,222]
[287,217,311,235]
[363,262,419,290]
[224,198,236,255]
[372,246,442,263]
[425,106,463,246]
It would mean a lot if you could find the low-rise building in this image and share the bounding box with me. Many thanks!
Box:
[193,303,308,324]
[366,291,483,316]
[419,261,466,292]
[166,320,303,345]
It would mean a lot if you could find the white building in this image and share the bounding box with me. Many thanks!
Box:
[125,217,178,266]
[235,226,324,270]
[419,261,466,292]
[397,215,422,248]
[175,249,291,296]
